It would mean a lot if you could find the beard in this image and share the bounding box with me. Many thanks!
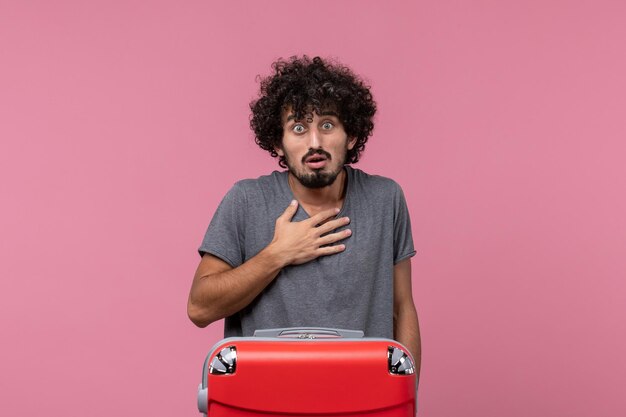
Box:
[284,148,347,189]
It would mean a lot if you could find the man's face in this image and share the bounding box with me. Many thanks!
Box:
[277,108,356,189]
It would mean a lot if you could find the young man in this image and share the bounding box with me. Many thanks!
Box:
[187,56,420,374]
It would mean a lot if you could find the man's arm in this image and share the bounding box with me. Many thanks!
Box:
[187,250,282,327]
[393,258,421,379]
[187,201,352,327]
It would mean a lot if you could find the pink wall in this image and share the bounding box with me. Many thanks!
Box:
[1,1,624,416]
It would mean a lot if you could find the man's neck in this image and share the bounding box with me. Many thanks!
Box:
[288,168,347,212]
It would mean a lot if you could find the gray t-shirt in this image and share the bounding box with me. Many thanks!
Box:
[198,166,416,338]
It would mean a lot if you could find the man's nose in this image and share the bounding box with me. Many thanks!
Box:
[307,127,321,148]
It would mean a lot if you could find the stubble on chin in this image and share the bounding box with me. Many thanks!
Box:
[294,169,340,188]
[285,159,343,189]
[284,147,348,189]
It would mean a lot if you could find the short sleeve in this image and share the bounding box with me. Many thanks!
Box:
[197,183,247,267]
[392,182,416,264]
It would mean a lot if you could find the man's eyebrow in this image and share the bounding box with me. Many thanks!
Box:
[285,110,339,122]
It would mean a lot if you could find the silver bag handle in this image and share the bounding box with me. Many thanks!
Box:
[253,327,364,339]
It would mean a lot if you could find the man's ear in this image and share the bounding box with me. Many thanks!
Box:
[274,145,284,157]
[347,137,357,150]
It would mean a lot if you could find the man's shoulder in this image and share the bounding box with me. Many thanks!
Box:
[231,170,286,190]
[227,170,288,201]
[347,166,403,194]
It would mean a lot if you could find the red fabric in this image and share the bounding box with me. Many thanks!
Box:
[206,339,416,416]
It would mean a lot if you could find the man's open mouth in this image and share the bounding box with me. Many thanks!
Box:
[304,154,329,169]
[306,155,327,163]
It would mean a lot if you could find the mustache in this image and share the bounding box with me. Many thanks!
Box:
[301,149,332,163]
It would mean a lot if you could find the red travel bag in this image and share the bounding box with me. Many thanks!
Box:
[197,327,418,417]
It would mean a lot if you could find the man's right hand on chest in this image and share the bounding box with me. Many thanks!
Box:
[267,200,352,266]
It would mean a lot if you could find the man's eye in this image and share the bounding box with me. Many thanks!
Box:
[293,125,305,133]
[322,122,334,130]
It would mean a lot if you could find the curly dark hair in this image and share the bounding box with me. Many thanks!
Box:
[250,56,377,168]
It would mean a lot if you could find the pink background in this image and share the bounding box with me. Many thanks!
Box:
[1,1,625,416]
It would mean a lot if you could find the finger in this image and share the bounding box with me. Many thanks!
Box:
[318,229,352,246]
[308,207,340,225]
[316,216,350,236]
[278,200,299,222]
[316,243,346,256]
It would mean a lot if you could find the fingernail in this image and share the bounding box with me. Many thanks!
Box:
[291,200,297,206]
[335,208,340,213]
[344,217,350,223]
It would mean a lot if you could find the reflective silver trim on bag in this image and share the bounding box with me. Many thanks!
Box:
[387,346,415,375]
[209,346,237,375]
